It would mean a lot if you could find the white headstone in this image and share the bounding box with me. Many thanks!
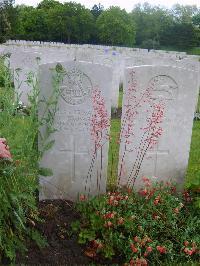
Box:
[118,65,199,188]
[9,51,41,105]
[39,61,112,200]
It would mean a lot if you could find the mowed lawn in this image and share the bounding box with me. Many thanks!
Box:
[186,120,200,184]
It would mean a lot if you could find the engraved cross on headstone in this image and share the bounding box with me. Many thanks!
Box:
[146,145,169,177]
[59,137,89,182]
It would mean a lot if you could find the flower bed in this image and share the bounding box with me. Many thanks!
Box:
[73,179,200,265]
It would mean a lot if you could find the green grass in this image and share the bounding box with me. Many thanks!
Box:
[188,47,200,55]
[107,118,121,189]
[196,93,200,113]
[186,120,200,184]
[118,89,123,108]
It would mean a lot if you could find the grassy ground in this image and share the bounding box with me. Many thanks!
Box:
[118,89,123,108]
[186,120,200,184]
[107,118,121,189]
[188,47,200,55]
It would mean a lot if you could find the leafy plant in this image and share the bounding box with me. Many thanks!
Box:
[74,179,200,265]
[0,56,61,262]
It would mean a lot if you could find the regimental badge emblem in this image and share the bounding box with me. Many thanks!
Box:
[60,68,93,105]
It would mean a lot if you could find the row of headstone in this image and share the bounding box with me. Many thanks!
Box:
[38,62,199,200]
[2,42,199,108]
[0,41,199,201]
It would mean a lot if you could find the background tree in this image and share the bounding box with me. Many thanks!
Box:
[1,0,200,51]
[96,6,136,46]
[131,3,173,47]
[91,3,104,19]
[0,0,16,43]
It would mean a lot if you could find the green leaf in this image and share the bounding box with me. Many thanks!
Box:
[71,220,80,232]
[44,140,55,151]
[39,167,53,177]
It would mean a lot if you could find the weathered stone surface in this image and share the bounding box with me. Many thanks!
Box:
[9,51,41,105]
[39,61,112,200]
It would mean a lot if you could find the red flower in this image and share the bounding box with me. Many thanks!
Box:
[146,246,153,252]
[152,213,160,220]
[130,243,138,253]
[117,217,124,225]
[184,241,189,247]
[173,207,179,214]
[139,188,148,196]
[104,221,113,228]
[184,248,194,256]
[103,212,115,219]
[134,236,140,242]
[79,194,86,201]
[90,87,110,152]
[142,177,150,183]
[154,195,161,205]
[157,246,167,254]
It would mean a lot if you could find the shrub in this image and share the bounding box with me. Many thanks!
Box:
[73,178,200,265]
[0,58,61,262]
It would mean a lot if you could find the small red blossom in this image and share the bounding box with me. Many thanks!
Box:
[183,190,192,202]
[184,248,194,256]
[103,212,116,219]
[117,217,124,225]
[90,87,110,152]
[184,241,189,247]
[146,246,153,252]
[130,243,138,253]
[139,188,148,196]
[152,213,160,220]
[127,187,132,194]
[134,236,140,242]
[79,194,86,201]
[173,207,179,214]
[142,177,150,183]
[154,195,161,205]
[104,221,113,228]
[157,246,167,254]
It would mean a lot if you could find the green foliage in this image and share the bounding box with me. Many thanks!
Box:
[16,1,95,43]
[74,181,200,265]
[141,39,160,50]
[107,118,121,190]
[0,57,42,262]
[0,57,61,262]
[132,3,173,47]
[186,120,200,209]
[160,22,200,49]
[96,7,136,46]
[91,4,104,20]
[0,0,17,43]
[3,0,200,50]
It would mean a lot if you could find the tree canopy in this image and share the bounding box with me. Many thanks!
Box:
[1,0,200,50]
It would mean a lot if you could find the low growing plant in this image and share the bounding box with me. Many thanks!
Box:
[73,178,200,265]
